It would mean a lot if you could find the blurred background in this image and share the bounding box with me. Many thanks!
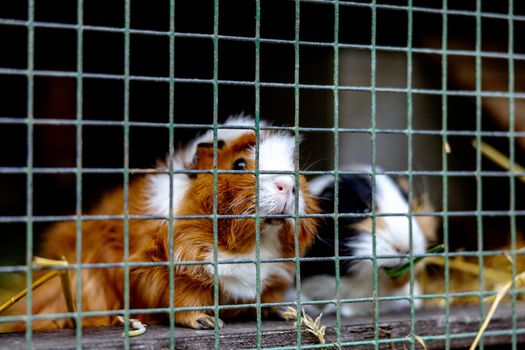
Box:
[0,0,524,268]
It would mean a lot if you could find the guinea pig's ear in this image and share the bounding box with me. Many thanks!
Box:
[196,140,225,150]
[189,140,225,176]
[229,134,256,154]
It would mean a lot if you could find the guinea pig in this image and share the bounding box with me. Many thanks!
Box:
[5,116,318,331]
[297,167,437,317]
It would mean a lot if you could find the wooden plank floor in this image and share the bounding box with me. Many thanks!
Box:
[1,304,524,349]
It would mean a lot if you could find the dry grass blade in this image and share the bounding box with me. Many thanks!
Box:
[33,256,68,268]
[34,256,76,328]
[472,140,525,185]
[413,335,428,350]
[0,270,59,314]
[444,141,452,154]
[469,270,525,350]
[284,307,326,345]
[0,256,76,330]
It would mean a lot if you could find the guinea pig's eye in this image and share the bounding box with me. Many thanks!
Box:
[232,158,247,170]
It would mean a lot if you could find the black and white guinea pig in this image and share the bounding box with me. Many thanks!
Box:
[297,167,437,317]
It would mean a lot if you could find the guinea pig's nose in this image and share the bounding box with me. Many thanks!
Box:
[274,179,294,195]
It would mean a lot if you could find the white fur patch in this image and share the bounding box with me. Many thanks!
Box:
[205,224,291,301]
[308,175,334,197]
[371,173,426,260]
[258,133,295,173]
[256,133,306,217]
[147,157,191,217]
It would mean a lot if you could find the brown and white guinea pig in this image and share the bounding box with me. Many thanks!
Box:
[296,166,437,317]
[6,115,318,331]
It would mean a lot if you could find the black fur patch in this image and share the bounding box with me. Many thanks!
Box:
[301,175,372,278]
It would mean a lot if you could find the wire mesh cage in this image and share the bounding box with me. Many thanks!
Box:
[0,0,524,349]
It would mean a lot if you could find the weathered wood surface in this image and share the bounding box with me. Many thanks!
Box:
[1,305,523,349]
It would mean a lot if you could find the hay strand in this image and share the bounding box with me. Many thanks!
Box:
[0,270,59,314]
[471,139,525,185]
[282,307,326,345]
[469,270,525,350]
[0,256,76,328]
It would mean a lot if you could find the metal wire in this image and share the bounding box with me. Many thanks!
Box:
[474,3,485,349]
[4,288,525,322]
[369,1,379,348]
[441,1,451,349]
[0,248,520,274]
[122,1,131,347]
[2,67,524,99]
[212,0,220,347]
[1,18,524,61]
[24,1,35,346]
[406,2,416,349]
[508,2,518,349]
[167,0,176,347]
[293,0,304,346]
[332,0,342,346]
[74,0,84,346]
[254,1,263,347]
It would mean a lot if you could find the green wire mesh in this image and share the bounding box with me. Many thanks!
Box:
[0,0,523,349]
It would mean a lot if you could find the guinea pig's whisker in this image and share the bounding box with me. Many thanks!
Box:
[301,155,330,171]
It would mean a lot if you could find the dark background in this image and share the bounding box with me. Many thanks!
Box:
[0,0,525,265]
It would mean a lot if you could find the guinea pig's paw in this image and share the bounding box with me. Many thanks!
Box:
[195,315,224,330]
[177,312,224,330]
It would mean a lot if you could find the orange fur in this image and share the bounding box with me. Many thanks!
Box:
[5,132,318,331]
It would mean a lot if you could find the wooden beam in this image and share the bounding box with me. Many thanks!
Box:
[1,304,524,349]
